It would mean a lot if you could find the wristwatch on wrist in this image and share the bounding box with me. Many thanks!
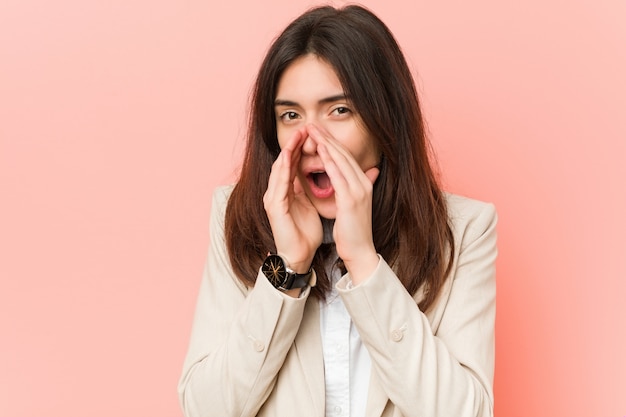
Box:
[262,253,313,291]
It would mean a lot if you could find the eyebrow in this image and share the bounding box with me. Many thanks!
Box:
[274,94,348,107]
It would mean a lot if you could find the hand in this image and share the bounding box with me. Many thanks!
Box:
[263,127,323,273]
[306,124,380,284]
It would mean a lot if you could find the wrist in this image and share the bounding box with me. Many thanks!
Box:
[276,252,313,275]
[289,261,314,275]
[344,251,379,286]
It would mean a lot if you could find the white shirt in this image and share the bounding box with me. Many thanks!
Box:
[319,258,371,417]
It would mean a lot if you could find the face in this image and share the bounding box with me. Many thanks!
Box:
[274,54,379,219]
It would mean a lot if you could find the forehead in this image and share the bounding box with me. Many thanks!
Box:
[275,54,344,101]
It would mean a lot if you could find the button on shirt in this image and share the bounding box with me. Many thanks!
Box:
[319,263,371,417]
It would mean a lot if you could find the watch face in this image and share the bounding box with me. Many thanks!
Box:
[262,254,287,288]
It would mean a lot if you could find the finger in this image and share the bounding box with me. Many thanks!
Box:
[274,128,306,186]
[307,124,362,170]
[264,148,291,207]
[282,126,306,153]
[306,124,368,183]
[265,127,309,210]
[364,166,380,185]
[317,142,351,196]
[285,127,307,182]
[311,128,367,194]
[293,175,306,195]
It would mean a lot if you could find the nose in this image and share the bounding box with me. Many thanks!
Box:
[301,132,317,156]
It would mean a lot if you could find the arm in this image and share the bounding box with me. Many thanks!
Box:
[338,200,497,417]
[177,187,311,417]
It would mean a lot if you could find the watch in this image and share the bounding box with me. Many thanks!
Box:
[262,254,313,291]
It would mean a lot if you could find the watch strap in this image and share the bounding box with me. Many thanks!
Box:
[281,266,312,291]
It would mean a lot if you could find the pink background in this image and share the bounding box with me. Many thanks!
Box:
[1,0,624,416]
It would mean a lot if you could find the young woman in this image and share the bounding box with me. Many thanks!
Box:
[178,5,497,417]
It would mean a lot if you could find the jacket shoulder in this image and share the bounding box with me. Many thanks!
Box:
[444,192,498,249]
[212,184,235,210]
[444,193,497,227]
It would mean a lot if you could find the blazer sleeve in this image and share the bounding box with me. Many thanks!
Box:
[177,186,312,417]
[337,198,497,417]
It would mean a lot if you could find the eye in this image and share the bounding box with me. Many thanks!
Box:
[331,106,351,117]
[279,111,301,122]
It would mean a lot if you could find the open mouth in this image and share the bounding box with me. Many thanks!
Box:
[306,170,334,198]
[310,171,331,189]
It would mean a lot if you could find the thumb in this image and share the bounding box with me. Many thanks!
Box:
[293,176,306,195]
[364,166,380,185]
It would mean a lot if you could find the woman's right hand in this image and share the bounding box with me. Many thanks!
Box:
[263,127,322,274]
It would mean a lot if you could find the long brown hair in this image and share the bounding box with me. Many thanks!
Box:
[224,5,454,311]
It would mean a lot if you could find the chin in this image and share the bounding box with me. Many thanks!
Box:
[312,199,337,220]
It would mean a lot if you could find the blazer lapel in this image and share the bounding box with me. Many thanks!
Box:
[294,297,325,415]
[294,296,391,417]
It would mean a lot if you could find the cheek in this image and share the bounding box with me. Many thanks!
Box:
[339,129,378,169]
[276,121,304,150]
[363,138,380,167]
[354,148,378,170]
[276,126,289,150]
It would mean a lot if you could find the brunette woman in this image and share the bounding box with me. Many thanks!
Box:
[179,5,497,417]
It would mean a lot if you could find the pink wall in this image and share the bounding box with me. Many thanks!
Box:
[1,0,624,416]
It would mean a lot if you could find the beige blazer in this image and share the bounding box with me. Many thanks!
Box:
[178,185,497,417]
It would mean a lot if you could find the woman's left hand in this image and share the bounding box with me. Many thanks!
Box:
[306,124,380,285]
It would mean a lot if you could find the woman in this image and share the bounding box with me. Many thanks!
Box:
[178,5,497,417]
